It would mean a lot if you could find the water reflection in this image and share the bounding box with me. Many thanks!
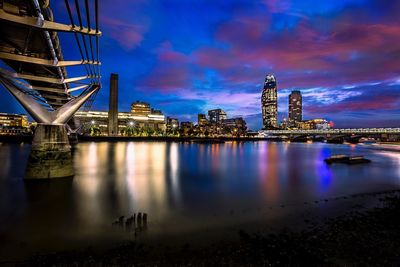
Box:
[317,147,332,192]
[72,142,171,224]
[259,142,279,203]
[0,145,12,180]
[167,143,181,206]
[0,141,400,258]
[374,150,400,178]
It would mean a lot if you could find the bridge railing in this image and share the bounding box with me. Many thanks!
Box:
[260,128,400,135]
[0,0,101,110]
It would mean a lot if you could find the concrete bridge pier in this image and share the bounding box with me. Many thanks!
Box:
[25,124,74,179]
[0,77,100,179]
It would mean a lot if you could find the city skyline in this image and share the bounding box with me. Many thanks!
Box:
[0,1,399,264]
[1,0,399,129]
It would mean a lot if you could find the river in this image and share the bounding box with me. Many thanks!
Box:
[0,141,399,260]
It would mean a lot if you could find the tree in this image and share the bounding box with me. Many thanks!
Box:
[90,125,101,136]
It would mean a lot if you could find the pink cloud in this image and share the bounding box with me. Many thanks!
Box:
[102,16,147,51]
[194,47,237,71]
[193,12,400,89]
[156,41,189,63]
[134,2,400,113]
[137,42,195,91]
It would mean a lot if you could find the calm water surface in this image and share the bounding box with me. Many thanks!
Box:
[0,141,399,258]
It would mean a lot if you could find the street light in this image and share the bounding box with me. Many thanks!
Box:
[129,121,134,126]
[91,120,95,125]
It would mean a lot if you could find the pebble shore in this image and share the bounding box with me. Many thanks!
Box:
[14,191,400,266]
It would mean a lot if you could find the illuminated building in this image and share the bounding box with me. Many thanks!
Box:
[296,119,332,130]
[0,113,29,135]
[279,118,289,130]
[131,101,151,116]
[196,114,208,136]
[180,121,194,136]
[166,117,179,132]
[221,117,247,136]
[261,74,278,129]
[288,90,302,126]
[75,101,166,135]
[208,109,227,123]
[198,114,207,126]
[0,113,28,127]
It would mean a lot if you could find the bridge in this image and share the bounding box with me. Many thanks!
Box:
[260,128,400,142]
[0,0,101,179]
[261,128,400,135]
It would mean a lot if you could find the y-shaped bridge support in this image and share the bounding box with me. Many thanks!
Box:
[0,77,99,179]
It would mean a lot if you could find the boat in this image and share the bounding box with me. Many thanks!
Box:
[347,156,372,164]
[324,154,348,164]
[324,154,371,165]
[359,137,377,144]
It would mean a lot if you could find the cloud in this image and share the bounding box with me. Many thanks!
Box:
[136,41,195,91]
[102,17,147,51]
[306,84,400,114]
[34,0,400,129]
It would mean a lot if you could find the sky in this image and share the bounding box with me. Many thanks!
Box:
[1,0,399,130]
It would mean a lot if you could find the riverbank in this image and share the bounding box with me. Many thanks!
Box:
[78,135,263,142]
[0,134,266,143]
[11,190,400,266]
[1,134,400,144]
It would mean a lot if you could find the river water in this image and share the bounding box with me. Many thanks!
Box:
[0,141,399,259]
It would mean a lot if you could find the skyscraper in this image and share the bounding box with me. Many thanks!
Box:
[261,74,278,129]
[288,90,302,126]
[108,73,118,136]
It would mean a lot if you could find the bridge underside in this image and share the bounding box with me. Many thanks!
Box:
[0,0,101,179]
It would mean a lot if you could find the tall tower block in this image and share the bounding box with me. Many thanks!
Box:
[108,73,119,136]
[261,74,278,129]
[289,90,302,126]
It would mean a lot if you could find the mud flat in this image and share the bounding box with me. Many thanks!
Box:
[12,190,400,266]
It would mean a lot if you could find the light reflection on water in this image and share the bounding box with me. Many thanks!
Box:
[0,141,399,256]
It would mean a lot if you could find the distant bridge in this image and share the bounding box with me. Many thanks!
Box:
[260,128,400,135]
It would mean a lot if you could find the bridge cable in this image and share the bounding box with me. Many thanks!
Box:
[83,0,97,81]
[64,0,92,87]
[74,0,95,79]
[85,0,95,67]
[80,0,100,114]
[95,0,100,85]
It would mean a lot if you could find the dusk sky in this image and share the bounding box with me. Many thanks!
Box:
[1,0,400,129]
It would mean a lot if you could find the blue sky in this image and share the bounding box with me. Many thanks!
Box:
[1,0,399,130]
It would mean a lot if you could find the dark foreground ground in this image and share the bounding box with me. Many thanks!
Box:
[10,191,400,266]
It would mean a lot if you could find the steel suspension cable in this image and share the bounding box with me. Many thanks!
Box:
[95,0,100,84]
[82,0,100,112]
[74,0,95,78]
[85,0,95,67]
[64,0,92,84]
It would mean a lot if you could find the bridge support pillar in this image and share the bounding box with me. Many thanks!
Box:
[25,124,73,179]
[0,76,100,179]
